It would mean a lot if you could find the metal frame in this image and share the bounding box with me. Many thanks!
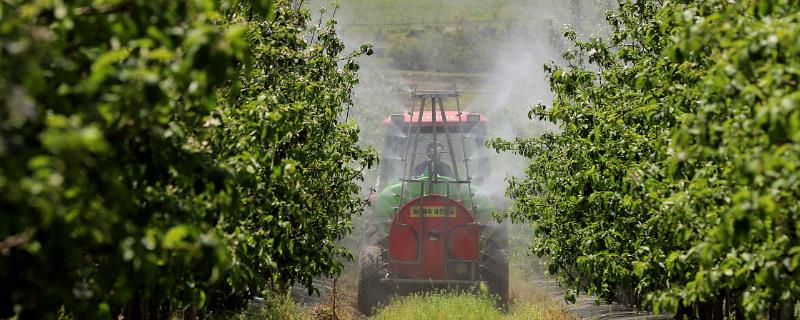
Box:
[380,279,485,286]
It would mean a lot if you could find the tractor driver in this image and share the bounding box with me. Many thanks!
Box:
[413,142,454,177]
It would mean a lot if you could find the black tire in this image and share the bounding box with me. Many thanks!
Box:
[482,223,510,310]
[357,245,388,316]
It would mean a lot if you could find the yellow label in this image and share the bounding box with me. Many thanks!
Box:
[410,206,456,218]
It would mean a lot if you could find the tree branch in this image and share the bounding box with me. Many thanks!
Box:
[74,0,131,16]
[0,228,34,252]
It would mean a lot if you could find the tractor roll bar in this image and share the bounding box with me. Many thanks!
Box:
[407,88,460,97]
[399,178,472,184]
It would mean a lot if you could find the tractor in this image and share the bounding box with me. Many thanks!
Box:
[357,89,509,315]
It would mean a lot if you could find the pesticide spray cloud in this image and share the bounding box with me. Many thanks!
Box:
[310,0,611,255]
[284,3,610,309]
[286,3,615,311]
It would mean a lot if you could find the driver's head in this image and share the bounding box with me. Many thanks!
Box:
[426,142,443,162]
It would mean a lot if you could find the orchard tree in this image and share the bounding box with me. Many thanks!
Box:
[491,0,800,318]
[0,0,374,318]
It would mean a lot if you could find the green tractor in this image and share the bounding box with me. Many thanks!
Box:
[357,89,509,315]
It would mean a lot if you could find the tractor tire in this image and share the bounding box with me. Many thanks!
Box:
[357,245,388,316]
[482,224,509,311]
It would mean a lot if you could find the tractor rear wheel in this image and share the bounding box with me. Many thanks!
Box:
[357,245,388,316]
[482,223,509,310]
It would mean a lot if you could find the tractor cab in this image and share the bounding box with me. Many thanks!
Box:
[376,108,489,191]
[357,89,509,315]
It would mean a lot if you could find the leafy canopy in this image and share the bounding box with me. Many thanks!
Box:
[0,0,374,318]
[491,0,800,317]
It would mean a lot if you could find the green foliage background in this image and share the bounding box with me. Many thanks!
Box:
[491,0,800,318]
[0,0,374,318]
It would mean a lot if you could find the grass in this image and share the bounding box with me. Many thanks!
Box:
[230,269,366,320]
[367,258,574,320]
[227,293,312,320]
[372,291,500,320]
[371,290,571,320]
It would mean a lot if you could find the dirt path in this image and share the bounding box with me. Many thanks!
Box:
[291,263,673,320]
[521,272,673,320]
